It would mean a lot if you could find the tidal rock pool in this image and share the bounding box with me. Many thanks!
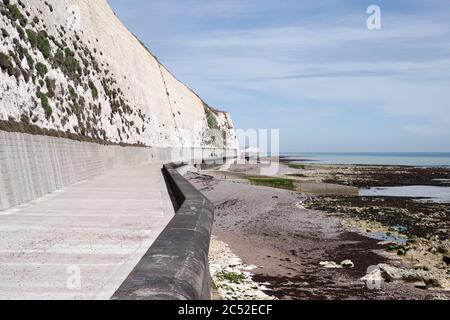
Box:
[360,186,450,203]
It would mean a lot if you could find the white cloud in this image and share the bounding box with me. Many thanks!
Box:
[160,12,450,132]
[402,125,436,136]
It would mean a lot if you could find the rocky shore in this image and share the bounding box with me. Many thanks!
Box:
[304,196,449,240]
[186,161,450,300]
[278,159,450,188]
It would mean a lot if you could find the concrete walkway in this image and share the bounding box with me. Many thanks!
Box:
[0,162,175,300]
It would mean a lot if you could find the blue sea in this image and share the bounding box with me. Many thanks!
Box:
[281,152,450,167]
[281,152,450,203]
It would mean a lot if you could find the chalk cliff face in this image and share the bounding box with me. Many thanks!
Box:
[0,0,237,149]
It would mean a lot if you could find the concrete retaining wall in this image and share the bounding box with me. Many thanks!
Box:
[112,162,214,300]
[0,131,237,211]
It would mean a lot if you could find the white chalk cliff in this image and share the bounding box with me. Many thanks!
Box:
[0,0,237,149]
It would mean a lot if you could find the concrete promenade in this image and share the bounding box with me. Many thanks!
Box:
[0,162,175,299]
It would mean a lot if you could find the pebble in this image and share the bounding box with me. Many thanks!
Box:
[319,260,355,269]
[437,244,449,255]
[319,261,342,269]
[443,254,450,265]
[361,263,447,289]
[340,260,355,268]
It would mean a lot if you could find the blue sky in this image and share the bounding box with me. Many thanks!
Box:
[108,0,450,152]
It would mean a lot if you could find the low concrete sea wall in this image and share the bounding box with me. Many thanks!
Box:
[0,131,237,211]
[113,162,214,300]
